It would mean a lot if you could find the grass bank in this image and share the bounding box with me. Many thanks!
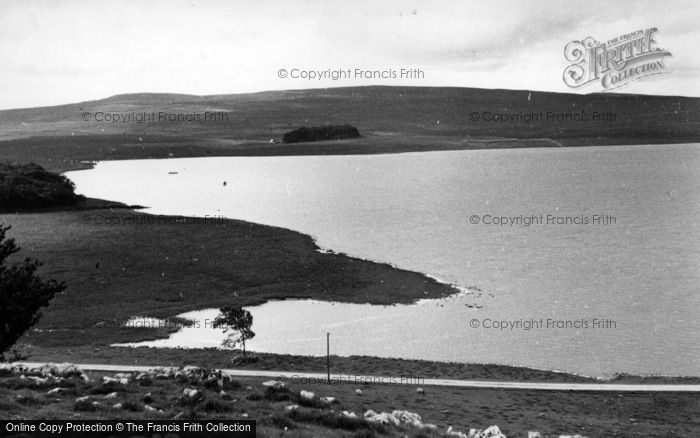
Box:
[2,366,698,437]
[0,209,460,349]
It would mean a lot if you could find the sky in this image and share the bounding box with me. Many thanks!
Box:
[0,0,698,109]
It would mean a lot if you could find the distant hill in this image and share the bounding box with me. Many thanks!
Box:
[0,86,698,171]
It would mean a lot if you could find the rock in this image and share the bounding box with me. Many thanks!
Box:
[321,396,337,404]
[341,410,358,419]
[468,425,507,438]
[299,390,315,400]
[112,403,123,409]
[103,376,128,385]
[262,380,286,389]
[114,373,131,380]
[91,401,101,408]
[76,396,90,403]
[144,405,158,412]
[447,426,469,438]
[54,363,81,377]
[393,410,422,426]
[103,392,118,399]
[416,387,425,394]
[284,404,299,412]
[173,412,185,420]
[182,388,199,399]
[355,388,362,396]
[47,388,68,395]
[142,392,153,403]
[528,433,542,438]
[79,373,90,383]
[182,365,206,380]
[27,376,48,385]
[364,410,400,426]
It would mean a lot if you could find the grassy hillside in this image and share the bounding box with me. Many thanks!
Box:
[0,86,698,172]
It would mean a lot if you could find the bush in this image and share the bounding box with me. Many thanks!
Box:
[262,412,297,430]
[74,399,98,412]
[264,386,293,402]
[89,381,128,395]
[120,400,142,412]
[287,409,383,433]
[202,398,232,413]
[282,125,360,143]
[0,162,83,211]
[0,225,64,357]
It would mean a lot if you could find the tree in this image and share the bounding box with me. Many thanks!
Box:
[0,225,64,358]
[213,305,255,357]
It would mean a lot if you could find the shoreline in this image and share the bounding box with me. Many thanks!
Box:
[2,132,700,175]
[5,206,698,382]
[13,345,700,385]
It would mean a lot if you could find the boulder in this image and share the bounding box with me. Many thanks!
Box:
[46,387,68,395]
[285,404,299,412]
[182,388,199,399]
[341,410,357,418]
[364,410,400,426]
[468,425,507,438]
[393,410,422,425]
[26,376,48,385]
[355,388,362,396]
[55,363,81,377]
[447,426,469,438]
[262,380,286,389]
[299,390,315,400]
[321,396,337,404]
[104,392,119,399]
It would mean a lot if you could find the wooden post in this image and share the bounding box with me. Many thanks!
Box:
[327,332,331,384]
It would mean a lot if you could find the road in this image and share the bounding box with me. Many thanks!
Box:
[13,362,700,392]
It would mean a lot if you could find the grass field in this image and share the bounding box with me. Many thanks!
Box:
[1,86,699,173]
[2,367,699,437]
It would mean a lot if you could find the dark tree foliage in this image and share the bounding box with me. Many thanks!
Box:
[0,162,83,210]
[0,225,64,357]
[213,305,255,356]
[282,125,360,143]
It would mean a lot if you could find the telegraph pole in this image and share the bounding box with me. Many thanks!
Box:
[326,332,331,384]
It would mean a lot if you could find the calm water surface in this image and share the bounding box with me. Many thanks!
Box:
[67,144,700,377]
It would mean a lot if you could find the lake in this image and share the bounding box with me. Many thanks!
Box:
[66,144,700,377]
